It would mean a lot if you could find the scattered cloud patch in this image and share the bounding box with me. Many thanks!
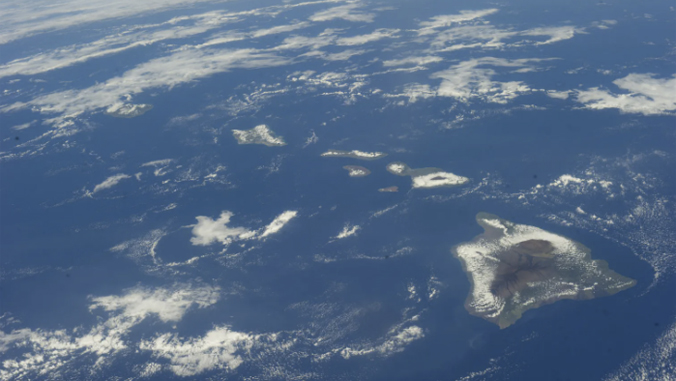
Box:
[309,4,375,23]
[139,326,254,376]
[417,9,499,35]
[334,224,360,240]
[430,57,545,103]
[574,73,676,115]
[0,284,220,380]
[92,173,131,194]
[259,211,298,238]
[191,210,298,246]
[191,211,256,246]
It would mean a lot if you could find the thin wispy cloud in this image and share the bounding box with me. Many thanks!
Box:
[417,9,499,35]
[0,0,224,45]
[4,48,292,120]
[92,173,131,193]
[309,4,375,23]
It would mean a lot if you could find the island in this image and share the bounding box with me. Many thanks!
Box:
[343,165,371,177]
[452,212,637,329]
[232,125,286,147]
[321,149,387,160]
[105,103,153,118]
[378,186,399,192]
[386,161,469,189]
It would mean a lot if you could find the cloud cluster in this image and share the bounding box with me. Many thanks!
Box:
[0,284,220,379]
[190,210,298,246]
[139,326,254,376]
[430,57,544,104]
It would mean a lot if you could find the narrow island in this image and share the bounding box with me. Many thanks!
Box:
[321,149,387,160]
[232,125,286,147]
[378,186,399,192]
[386,161,469,189]
[105,103,153,118]
[452,213,637,329]
[343,165,371,177]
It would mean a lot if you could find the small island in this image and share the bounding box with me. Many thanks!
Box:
[343,165,371,177]
[378,186,399,192]
[232,125,286,147]
[453,213,637,329]
[321,149,387,160]
[105,103,153,118]
[386,161,469,188]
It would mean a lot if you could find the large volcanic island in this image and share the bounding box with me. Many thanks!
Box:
[452,213,636,329]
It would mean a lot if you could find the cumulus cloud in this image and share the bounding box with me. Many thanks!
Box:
[191,211,255,246]
[309,4,375,23]
[430,57,544,103]
[92,173,131,193]
[339,325,424,359]
[190,210,298,246]
[574,73,676,115]
[0,284,220,379]
[89,284,220,323]
[139,326,254,376]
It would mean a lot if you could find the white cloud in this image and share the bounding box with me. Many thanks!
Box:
[260,211,298,238]
[89,284,220,323]
[0,13,239,79]
[250,21,311,38]
[334,224,360,239]
[546,90,571,100]
[92,173,131,193]
[190,210,298,246]
[0,0,222,44]
[0,284,220,380]
[139,326,254,376]
[574,73,676,115]
[275,30,338,50]
[306,49,369,61]
[382,56,443,67]
[3,48,291,121]
[141,158,173,167]
[11,121,35,130]
[520,26,582,45]
[417,9,499,35]
[430,57,543,103]
[191,211,255,246]
[338,325,424,359]
[603,319,676,381]
[336,28,399,46]
[384,83,436,103]
[309,4,375,23]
